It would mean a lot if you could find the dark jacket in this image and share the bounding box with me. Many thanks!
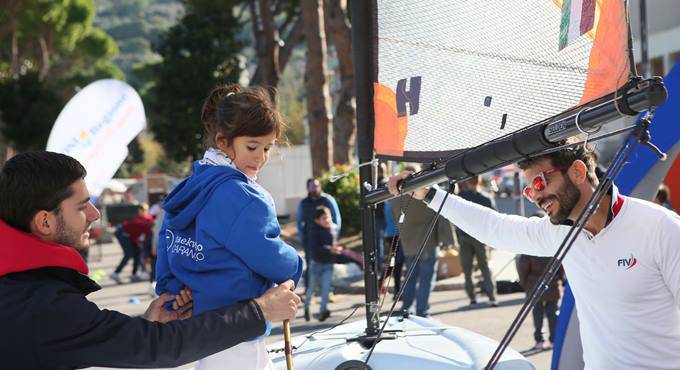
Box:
[517,254,564,302]
[307,222,336,263]
[389,195,456,256]
[296,193,341,247]
[0,220,266,370]
[456,190,495,241]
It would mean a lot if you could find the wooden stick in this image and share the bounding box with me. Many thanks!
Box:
[283,319,294,370]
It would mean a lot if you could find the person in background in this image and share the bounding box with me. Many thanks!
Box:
[297,178,341,296]
[149,194,166,219]
[304,206,343,322]
[110,204,153,283]
[654,183,674,211]
[384,197,405,300]
[390,166,456,317]
[517,212,564,351]
[456,176,498,307]
[126,203,154,280]
[0,151,301,370]
[149,205,166,295]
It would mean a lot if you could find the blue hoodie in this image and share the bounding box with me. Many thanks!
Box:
[155,161,303,336]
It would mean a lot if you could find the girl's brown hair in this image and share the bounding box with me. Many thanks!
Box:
[200,84,284,148]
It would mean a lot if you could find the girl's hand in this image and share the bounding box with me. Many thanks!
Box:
[144,293,193,323]
[172,286,193,310]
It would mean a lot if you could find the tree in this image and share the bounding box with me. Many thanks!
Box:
[0,73,61,151]
[146,0,243,162]
[94,0,183,87]
[0,0,123,151]
[324,0,355,165]
[247,0,305,87]
[301,0,332,176]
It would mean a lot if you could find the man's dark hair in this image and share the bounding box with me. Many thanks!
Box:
[656,184,671,204]
[306,178,318,187]
[517,143,598,185]
[0,151,86,232]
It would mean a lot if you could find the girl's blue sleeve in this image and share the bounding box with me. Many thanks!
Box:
[154,217,183,296]
[205,189,303,287]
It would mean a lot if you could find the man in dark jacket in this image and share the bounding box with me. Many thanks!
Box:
[389,185,455,317]
[0,151,300,370]
[296,178,342,295]
[456,176,498,307]
[517,253,564,350]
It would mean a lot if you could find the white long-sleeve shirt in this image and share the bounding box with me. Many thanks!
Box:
[429,187,680,370]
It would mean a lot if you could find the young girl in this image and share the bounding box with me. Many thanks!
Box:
[155,84,303,370]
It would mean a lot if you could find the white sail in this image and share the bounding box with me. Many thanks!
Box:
[374,0,630,161]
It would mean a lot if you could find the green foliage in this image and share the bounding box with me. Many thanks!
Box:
[94,0,183,84]
[78,28,119,59]
[320,164,361,234]
[146,0,243,161]
[0,73,62,151]
[0,0,123,151]
[119,37,151,54]
[106,20,149,40]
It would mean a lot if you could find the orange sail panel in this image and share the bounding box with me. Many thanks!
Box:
[374,83,408,157]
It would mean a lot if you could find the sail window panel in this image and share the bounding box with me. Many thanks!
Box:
[375,0,630,162]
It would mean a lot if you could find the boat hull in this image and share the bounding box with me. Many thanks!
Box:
[269,315,535,370]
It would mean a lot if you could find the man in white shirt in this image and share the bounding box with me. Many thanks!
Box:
[387,145,680,370]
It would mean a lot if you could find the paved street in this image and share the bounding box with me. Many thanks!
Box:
[86,241,552,370]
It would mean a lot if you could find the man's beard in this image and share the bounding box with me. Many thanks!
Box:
[547,176,580,225]
[54,214,89,250]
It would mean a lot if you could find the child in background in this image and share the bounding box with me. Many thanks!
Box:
[155,84,303,370]
[304,206,342,322]
[111,204,153,283]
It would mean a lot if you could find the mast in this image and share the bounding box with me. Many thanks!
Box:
[352,0,381,336]
[639,0,649,77]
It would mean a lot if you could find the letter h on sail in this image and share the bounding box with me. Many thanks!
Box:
[396,76,422,117]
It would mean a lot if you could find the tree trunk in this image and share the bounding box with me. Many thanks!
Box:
[0,118,6,166]
[302,0,333,177]
[257,0,280,87]
[38,36,50,81]
[278,16,304,71]
[325,0,356,165]
[10,26,19,77]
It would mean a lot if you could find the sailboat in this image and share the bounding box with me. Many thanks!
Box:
[268,0,667,369]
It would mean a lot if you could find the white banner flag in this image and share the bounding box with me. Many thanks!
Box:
[46,79,146,198]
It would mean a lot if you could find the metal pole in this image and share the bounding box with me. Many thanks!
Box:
[639,0,649,77]
[352,0,381,336]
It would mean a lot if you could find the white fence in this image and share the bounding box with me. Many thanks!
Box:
[258,144,313,217]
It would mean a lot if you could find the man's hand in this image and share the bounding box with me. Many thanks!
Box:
[143,293,193,323]
[254,280,301,322]
[386,170,430,200]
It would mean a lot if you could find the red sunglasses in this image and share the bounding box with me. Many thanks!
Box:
[522,164,570,202]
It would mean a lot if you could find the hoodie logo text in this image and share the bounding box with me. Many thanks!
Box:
[165,229,205,262]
